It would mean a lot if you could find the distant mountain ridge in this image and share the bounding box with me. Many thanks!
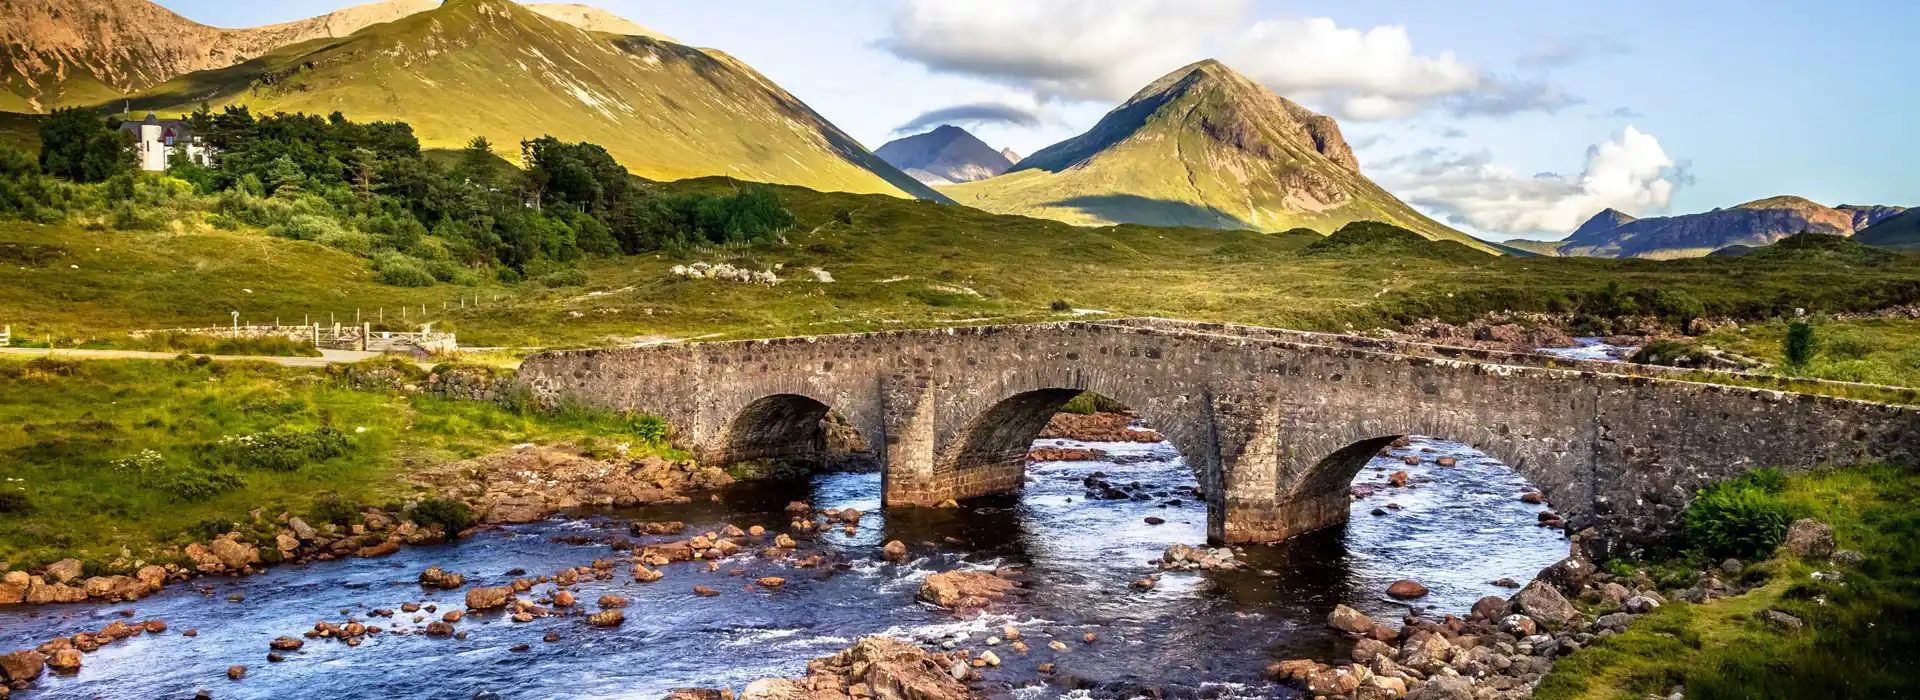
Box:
[939,59,1485,251]
[113,0,944,201]
[1558,196,1907,259]
[875,125,1015,186]
[0,0,676,112]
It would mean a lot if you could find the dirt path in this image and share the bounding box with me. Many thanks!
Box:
[0,347,413,368]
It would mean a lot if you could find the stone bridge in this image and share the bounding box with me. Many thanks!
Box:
[516,319,1920,552]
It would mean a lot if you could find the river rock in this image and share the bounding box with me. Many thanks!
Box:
[755,577,786,588]
[918,571,1020,610]
[1512,580,1575,629]
[1536,555,1593,596]
[693,586,720,598]
[44,559,82,584]
[741,636,968,700]
[633,564,664,582]
[1471,595,1511,621]
[228,664,247,680]
[1352,638,1396,664]
[883,540,909,563]
[1623,595,1662,615]
[1398,632,1455,673]
[185,543,225,572]
[1405,675,1474,700]
[426,621,455,637]
[465,587,513,610]
[551,590,576,607]
[210,535,260,570]
[25,581,87,604]
[0,650,45,682]
[419,566,466,589]
[1389,471,1410,487]
[587,610,625,627]
[1386,580,1429,599]
[1520,492,1545,504]
[1501,613,1538,637]
[774,534,797,549]
[1327,604,1374,635]
[1599,582,1632,607]
[269,637,304,651]
[1595,612,1636,632]
[1780,519,1835,558]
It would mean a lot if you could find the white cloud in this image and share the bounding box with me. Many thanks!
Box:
[1377,127,1682,236]
[1224,19,1480,118]
[882,2,1576,122]
[880,0,1243,102]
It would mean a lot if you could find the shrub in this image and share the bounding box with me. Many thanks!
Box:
[407,498,473,533]
[1784,321,1820,367]
[0,490,31,514]
[373,252,435,287]
[309,492,361,527]
[206,426,352,472]
[1630,339,1710,367]
[537,267,588,288]
[1685,469,1798,559]
[629,414,670,443]
[1050,300,1072,312]
[163,467,245,502]
[1059,392,1127,415]
[317,229,376,256]
[270,213,349,242]
[1824,333,1874,361]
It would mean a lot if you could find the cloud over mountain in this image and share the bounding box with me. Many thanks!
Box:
[881,0,1577,121]
[1377,126,1684,235]
[895,101,1044,134]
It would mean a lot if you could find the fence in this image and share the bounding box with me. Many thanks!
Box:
[127,323,457,356]
[0,324,9,347]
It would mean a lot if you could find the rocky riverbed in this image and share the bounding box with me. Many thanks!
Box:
[0,435,1567,699]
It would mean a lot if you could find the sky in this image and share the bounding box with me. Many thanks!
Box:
[160,0,1918,241]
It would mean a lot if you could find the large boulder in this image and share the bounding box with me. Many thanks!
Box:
[465,586,514,610]
[1512,580,1576,629]
[917,571,1019,610]
[1779,519,1836,558]
[0,572,25,604]
[1326,604,1375,635]
[1470,595,1511,622]
[1397,632,1454,674]
[44,559,83,584]
[419,566,466,589]
[209,536,259,571]
[0,650,45,683]
[1535,555,1593,596]
[1406,675,1474,700]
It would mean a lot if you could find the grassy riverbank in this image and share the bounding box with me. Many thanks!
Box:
[1698,317,1920,388]
[0,356,675,570]
[1537,463,1920,700]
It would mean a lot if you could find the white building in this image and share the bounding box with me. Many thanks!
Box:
[118,113,210,172]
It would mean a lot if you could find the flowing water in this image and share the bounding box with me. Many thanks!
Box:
[1536,337,1638,361]
[0,435,1565,699]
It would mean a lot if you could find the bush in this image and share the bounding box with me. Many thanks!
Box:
[1630,339,1711,367]
[1825,334,1874,361]
[537,267,588,288]
[0,490,31,514]
[1784,321,1820,367]
[270,213,349,242]
[407,498,473,533]
[372,252,436,287]
[1685,469,1798,559]
[1050,300,1072,312]
[629,414,670,443]
[1059,392,1128,415]
[309,492,361,527]
[163,467,245,502]
[206,426,352,472]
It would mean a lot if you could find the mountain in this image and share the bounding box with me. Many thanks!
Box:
[1499,239,1564,256]
[0,0,438,112]
[938,59,1485,251]
[1856,209,1920,252]
[522,4,671,39]
[125,0,945,201]
[1000,148,1022,165]
[875,125,1015,186]
[1557,196,1907,259]
[1837,204,1906,231]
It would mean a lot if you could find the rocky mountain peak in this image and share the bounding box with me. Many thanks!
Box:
[875,125,1015,186]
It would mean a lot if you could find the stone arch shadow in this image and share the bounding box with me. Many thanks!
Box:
[708,392,882,472]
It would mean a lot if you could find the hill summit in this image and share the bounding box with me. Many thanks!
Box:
[875,125,1016,186]
[1558,196,1907,259]
[125,0,943,201]
[940,59,1481,250]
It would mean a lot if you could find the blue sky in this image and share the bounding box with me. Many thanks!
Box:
[159,0,1916,240]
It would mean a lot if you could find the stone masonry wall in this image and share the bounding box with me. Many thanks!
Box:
[517,320,1920,550]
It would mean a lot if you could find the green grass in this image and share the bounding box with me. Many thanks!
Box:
[0,356,676,570]
[1699,317,1920,387]
[1537,463,1920,700]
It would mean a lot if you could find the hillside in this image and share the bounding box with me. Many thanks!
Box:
[0,0,442,112]
[1558,196,1907,259]
[939,60,1486,252]
[123,0,945,201]
[1857,209,1920,251]
[875,125,1016,185]
[522,4,672,39]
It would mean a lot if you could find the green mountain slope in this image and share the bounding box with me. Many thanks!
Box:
[127,0,945,201]
[940,60,1487,252]
[1857,209,1920,251]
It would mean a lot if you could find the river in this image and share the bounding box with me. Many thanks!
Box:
[0,435,1565,699]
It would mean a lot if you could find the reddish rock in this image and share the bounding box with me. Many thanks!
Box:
[917,571,1019,610]
[1386,579,1429,599]
[1388,471,1410,487]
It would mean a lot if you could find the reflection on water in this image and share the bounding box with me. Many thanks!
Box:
[1536,337,1637,361]
[0,436,1563,699]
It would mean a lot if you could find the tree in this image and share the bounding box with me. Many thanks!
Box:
[39,108,133,182]
[1783,320,1820,368]
[1654,290,1706,335]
